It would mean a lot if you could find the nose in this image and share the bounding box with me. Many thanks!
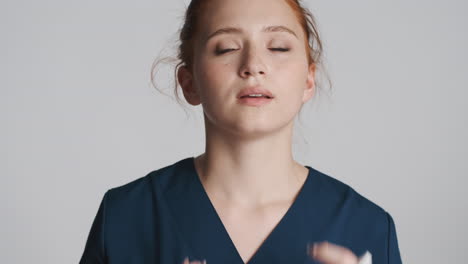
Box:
[238,46,267,78]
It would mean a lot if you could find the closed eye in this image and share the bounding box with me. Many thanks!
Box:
[270,48,290,52]
[215,47,290,55]
[215,48,237,55]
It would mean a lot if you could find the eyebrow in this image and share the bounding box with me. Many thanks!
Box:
[205,25,298,42]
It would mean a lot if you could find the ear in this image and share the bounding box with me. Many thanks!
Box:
[177,65,201,105]
[302,63,316,103]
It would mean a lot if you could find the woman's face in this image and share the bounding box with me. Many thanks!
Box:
[180,0,315,138]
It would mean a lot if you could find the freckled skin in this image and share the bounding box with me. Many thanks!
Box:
[180,0,315,139]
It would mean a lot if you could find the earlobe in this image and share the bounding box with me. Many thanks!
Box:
[303,64,316,103]
[177,66,201,105]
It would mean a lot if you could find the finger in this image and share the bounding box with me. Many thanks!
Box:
[190,260,206,264]
[310,241,359,264]
[358,251,372,264]
[183,257,189,264]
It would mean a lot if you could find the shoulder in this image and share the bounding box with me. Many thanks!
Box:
[103,157,191,210]
[308,165,390,223]
[307,166,403,262]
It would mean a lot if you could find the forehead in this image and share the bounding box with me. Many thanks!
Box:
[197,0,304,40]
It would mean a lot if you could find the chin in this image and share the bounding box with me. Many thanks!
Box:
[224,117,293,139]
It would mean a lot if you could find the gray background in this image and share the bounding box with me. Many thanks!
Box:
[3,0,467,263]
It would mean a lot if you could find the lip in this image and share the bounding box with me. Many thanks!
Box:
[236,86,274,99]
[237,96,273,107]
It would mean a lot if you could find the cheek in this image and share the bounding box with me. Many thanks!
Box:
[194,61,234,103]
[274,63,308,100]
[198,59,233,84]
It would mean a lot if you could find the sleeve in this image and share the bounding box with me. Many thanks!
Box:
[79,191,109,264]
[386,212,403,264]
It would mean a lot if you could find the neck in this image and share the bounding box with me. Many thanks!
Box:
[194,114,309,208]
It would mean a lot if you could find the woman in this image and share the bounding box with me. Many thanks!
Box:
[79,0,403,263]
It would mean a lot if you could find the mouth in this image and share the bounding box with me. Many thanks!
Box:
[236,85,275,107]
[237,86,275,99]
[239,94,273,99]
[237,94,273,107]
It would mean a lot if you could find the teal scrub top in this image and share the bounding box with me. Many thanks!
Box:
[79,157,403,264]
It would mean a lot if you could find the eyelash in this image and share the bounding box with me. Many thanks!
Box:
[216,48,290,55]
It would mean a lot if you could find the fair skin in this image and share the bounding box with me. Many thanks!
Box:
[177,0,360,263]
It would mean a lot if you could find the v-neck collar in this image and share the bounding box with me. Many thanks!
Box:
[163,157,319,264]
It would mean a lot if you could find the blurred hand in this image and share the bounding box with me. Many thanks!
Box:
[180,241,367,264]
[308,241,360,264]
[182,257,207,264]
